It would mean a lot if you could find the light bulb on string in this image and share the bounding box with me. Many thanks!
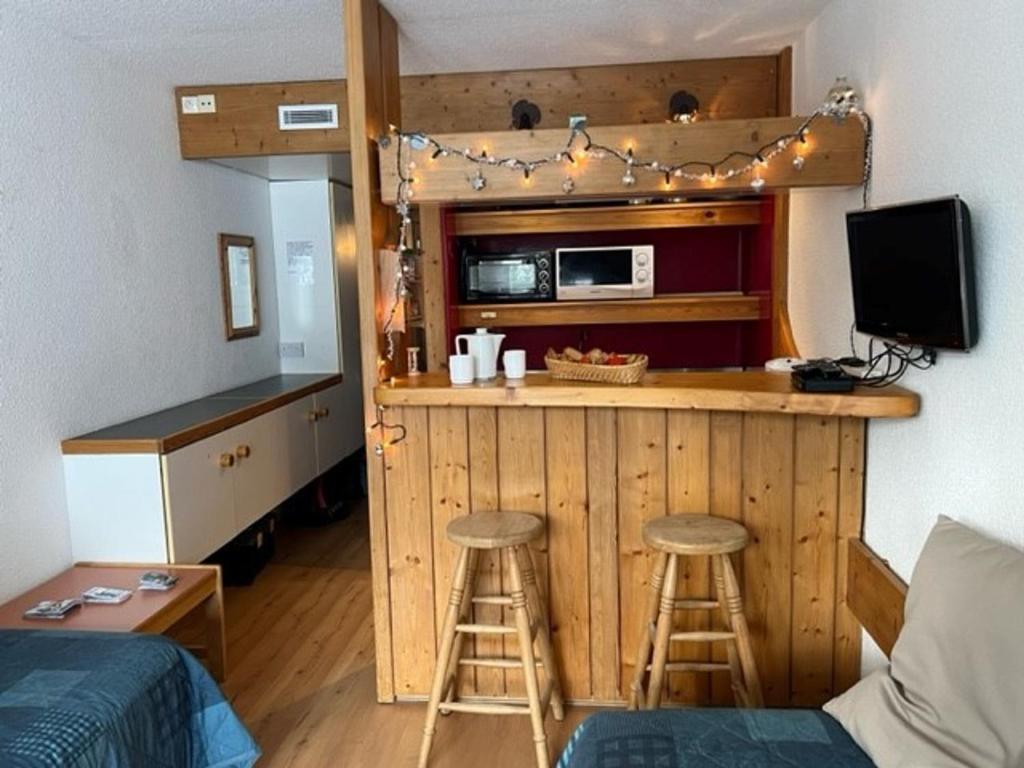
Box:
[622,167,637,186]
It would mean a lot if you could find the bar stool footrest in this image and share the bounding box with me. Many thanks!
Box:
[669,630,736,642]
[458,656,543,670]
[437,701,532,716]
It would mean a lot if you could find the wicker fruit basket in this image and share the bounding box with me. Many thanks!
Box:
[545,347,649,385]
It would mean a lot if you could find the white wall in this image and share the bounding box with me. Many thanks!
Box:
[790,0,1024,582]
[0,5,279,600]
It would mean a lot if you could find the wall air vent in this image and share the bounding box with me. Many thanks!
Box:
[278,104,339,131]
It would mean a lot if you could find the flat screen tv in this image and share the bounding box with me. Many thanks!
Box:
[846,196,977,350]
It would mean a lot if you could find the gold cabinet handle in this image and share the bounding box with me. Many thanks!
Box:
[235,444,252,459]
[219,452,236,468]
[317,407,330,419]
[308,410,319,423]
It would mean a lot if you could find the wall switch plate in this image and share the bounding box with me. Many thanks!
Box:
[197,94,216,113]
[180,95,200,114]
[280,342,305,358]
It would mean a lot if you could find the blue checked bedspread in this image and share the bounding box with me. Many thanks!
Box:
[558,709,873,768]
[0,630,259,768]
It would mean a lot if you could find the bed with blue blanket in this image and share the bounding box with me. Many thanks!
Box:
[558,709,872,768]
[0,630,259,768]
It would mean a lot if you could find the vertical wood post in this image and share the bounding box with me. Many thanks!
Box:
[772,45,799,357]
[344,0,402,702]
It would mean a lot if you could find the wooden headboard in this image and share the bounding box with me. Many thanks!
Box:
[846,539,908,658]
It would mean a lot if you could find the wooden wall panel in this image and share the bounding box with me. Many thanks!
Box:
[708,412,745,705]
[383,407,435,695]
[400,56,780,134]
[383,405,867,706]
[666,411,712,704]
[176,56,781,159]
[617,409,667,699]
[497,409,547,696]
[585,409,620,702]
[417,204,448,372]
[834,418,866,693]
[545,409,590,700]
[790,415,840,706]
[176,80,350,158]
[467,407,503,696]
[427,407,471,694]
[741,413,795,707]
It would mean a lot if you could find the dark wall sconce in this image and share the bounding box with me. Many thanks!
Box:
[669,90,700,123]
[511,99,542,130]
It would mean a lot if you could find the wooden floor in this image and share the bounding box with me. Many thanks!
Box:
[185,500,588,767]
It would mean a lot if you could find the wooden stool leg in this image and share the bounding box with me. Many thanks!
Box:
[622,552,671,708]
[440,549,480,709]
[418,547,471,768]
[515,545,565,721]
[644,553,679,710]
[720,553,764,708]
[507,547,550,768]
[712,554,749,707]
[628,551,669,710]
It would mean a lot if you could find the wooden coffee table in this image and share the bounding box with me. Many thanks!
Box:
[0,563,226,681]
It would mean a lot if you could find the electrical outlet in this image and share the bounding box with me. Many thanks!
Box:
[280,342,305,358]
[180,95,200,114]
[197,94,217,113]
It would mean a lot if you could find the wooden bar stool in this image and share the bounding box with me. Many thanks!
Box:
[628,514,764,710]
[418,512,565,768]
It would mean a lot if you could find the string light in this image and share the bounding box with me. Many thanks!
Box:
[377,78,872,363]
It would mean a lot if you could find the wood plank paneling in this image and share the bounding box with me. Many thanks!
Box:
[177,56,781,159]
[585,408,620,702]
[617,409,667,699]
[741,412,795,707]
[708,412,745,705]
[400,56,780,134]
[417,204,449,372]
[545,409,590,700]
[383,407,435,695]
[834,417,866,693]
[176,81,350,159]
[467,407,503,696]
[497,409,548,696]
[790,415,840,707]
[666,411,712,705]
[427,407,471,693]
[382,405,876,705]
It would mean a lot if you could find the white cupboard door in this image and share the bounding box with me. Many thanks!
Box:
[162,431,240,563]
[231,413,280,531]
[313,383,350,473]
[274,395,319,496]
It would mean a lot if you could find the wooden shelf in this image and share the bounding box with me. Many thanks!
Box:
[454,201,762,236]
[455,293,767,328]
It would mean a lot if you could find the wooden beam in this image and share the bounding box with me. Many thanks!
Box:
[417,205,449,373]
[176,81,349,158]
[772,47,799,358]
[453,200,761,236]
[846,539,907,658]
[379,116,866,203]
[345,0,401,703]
[174,55,781,159]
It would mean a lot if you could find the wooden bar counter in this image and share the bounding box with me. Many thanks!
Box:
[370,372,918,707]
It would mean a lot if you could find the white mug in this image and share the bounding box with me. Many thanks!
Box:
[449,354,475,385]
[503,349,527,380]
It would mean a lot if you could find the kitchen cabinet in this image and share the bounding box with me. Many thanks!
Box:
[63,375,348,564]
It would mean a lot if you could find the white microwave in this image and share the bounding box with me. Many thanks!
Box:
[555,245,654,301]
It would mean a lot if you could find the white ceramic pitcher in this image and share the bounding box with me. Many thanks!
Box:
[455,328,506,381]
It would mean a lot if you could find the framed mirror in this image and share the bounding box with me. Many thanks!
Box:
[218,234,260,340]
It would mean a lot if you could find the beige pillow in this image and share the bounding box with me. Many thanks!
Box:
[825,516,1024,768]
